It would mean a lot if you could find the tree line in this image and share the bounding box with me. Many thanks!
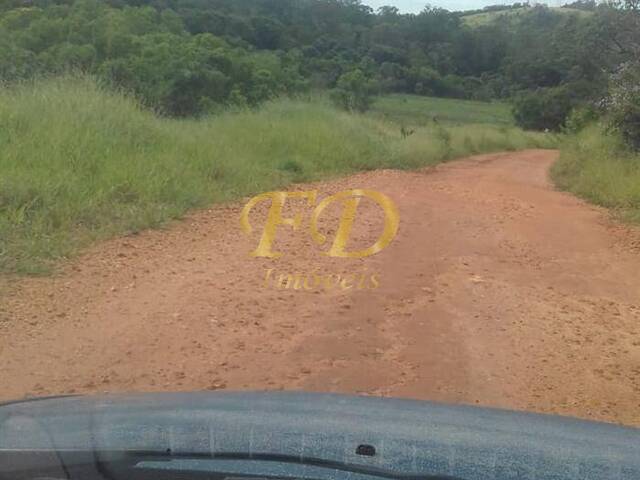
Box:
[0,0,638,142]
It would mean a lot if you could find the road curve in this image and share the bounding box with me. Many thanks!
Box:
[1,149,639,426]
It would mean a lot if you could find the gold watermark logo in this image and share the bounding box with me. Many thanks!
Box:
[240,189,399,258]
[240,189,399,290]
[262,269,380,292]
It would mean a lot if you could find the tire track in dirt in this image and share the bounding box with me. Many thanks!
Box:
[1,149,639,426]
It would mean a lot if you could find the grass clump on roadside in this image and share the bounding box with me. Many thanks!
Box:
[0,76,555,274]
[384,122,557,170]
[552,125,640,224]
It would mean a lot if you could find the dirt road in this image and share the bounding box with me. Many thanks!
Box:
[1,149,639,426]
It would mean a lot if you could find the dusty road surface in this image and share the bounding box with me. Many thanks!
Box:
[1,149,639,426]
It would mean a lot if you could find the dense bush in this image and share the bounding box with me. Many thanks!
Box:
[0,1,307,116]
[604,63,640,150]
[563,105,599,133]
[512,86,575,131]
[331,69,377,113]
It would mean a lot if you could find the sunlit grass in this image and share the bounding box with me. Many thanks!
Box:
[0,76,556,274]
[460,6,591,27]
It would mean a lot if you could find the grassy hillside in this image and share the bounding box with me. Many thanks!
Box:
[552,125,640,224]
[0,76,557,274]
[461,6,591,27]
[371,94,514,127]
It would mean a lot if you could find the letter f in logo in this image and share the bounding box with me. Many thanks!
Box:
[239,191,318,258]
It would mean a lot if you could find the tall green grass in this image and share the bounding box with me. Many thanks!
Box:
[552,125,640,224]
[0,76,556,274]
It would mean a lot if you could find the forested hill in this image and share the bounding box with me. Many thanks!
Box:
[0,0,631,122]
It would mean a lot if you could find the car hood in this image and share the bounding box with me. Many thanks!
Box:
[0,391,639,479]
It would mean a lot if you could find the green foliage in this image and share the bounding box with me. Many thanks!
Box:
[553,124,640,223]
[512,86,575,131]
[0,0,307,115]
[406,67,473,99]
[331,69,377,112]
[564,105,599,133]
[605,64,640,150]
[0,0,620,116]
[0,76,555,274]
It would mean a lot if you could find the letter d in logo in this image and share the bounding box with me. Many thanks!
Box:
[310,189,399,258]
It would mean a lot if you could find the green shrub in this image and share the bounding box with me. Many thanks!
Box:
[331,69,377,113]
[605,63,640,151]
[512,86,574,131]
[564,105,599,134]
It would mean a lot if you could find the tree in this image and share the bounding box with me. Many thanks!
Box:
[513,87,575,131]
[331,68,377,112]
[0,0,633,117]
[605,62,640,149]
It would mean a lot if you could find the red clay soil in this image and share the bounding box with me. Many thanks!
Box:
[1,150,639,426]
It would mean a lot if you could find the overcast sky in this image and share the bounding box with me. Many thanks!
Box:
[363,0,557,13]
